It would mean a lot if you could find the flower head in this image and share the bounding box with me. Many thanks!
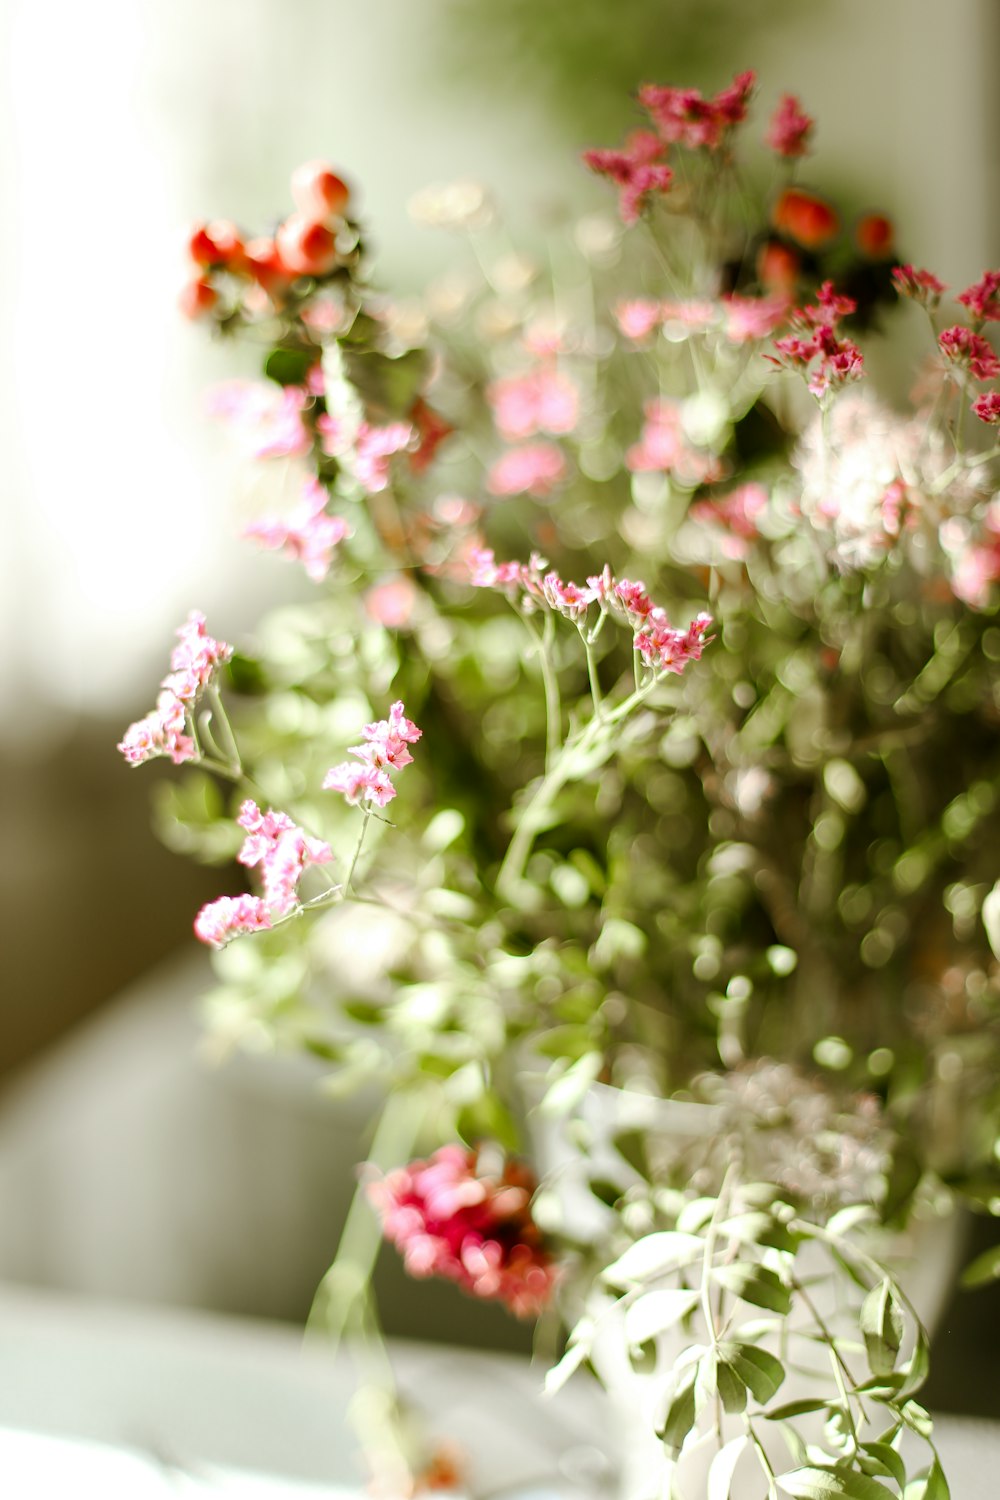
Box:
[487,366,580,441]
[766,94,814,158]
[237,799,333,916]
[194,894,272,949]
[244,480,351,582]
[367,1146,558,1318]
[891,263,947,309]
[957,270,1000,325]
[323,703,422,807]
[487,442,566,498]
[939,325,1000,382]
[118,691,195,767]
[582,131,673,224]
[972,391,1000,425]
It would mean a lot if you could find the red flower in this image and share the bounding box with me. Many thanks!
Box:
[766,94,814,158]
[582,131,673,224]
[772,188,839,249]
[939,325,1000,381]
[957,270,1000,325]
[891,263,947,308]
[855,214,894,260]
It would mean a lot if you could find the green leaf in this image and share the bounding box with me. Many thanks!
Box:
[922,1458,950,1500]
[264,345,316,387]
[860,1279,905,1377]
[603,1232,706,1287]
[959,1241,1000,1288]
[539,1050,603,1116]
[708,1435,748,1500]
[624,1288,700,1345]
[721,1341,785,1404]
[778,1466,897,1499]
[899,1400,933,1438]
[715,1356,749,1415]
[660,1364,698,1455]
[715,1263,792,1314]
[896,1325,930,1399]
[767,1399,835,1420]
[858,1442,905,1489]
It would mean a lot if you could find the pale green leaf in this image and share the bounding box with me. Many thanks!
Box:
[779,1466,896,1499]
[624,1288,700,1345]
[708,1435,748,1500]
[860,1278,904,1377]
[603,1232,706,1288]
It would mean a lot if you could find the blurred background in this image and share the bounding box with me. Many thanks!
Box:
[1,0,999,1410]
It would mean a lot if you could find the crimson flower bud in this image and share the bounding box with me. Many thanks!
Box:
[275,214,339,277]
[178,277,218,319]
[290,160,351,224]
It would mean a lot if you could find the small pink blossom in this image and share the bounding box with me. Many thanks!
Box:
[118,691,195,767]
[582,131,673,225]
[540,571,598,620]
[639,71,755,151]
[322,761,397,808]
[689,482,768,557]
[194,894,271,949]
[323,702,422,807]
[488,365,580,440]
[237,799,333,916]
[487,442,566,498]
[318,417,414,492]
[367,1146,557,1318]
[366,576,418,627]
[957,270,1000,325]
[635,610,714,674]
[467,546,524,590]
[169,611,234,701]
[660,299,717,332]
[614,299,662,341]
[766,94,814,157]
[972,391,1000,424]
[796,281,857,330]
[626,398,721,483]
[722,293,790,343]
[891,264,947,309]
[610,577,655,622]
[939,325,1000,381]
[206,380,311,459]
[947,505,1000,608]
[244,480,351,582]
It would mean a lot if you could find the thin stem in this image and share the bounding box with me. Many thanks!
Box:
[345,807,373,894]
[539,610,562,771]
[206,685,242,771]
[744,1416,778,1500]
[582,633,604,718]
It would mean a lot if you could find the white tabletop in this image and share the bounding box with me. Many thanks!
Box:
[0,1282,996,1499]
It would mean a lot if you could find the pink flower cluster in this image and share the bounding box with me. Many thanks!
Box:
[318,415,415,493]
[236,799,333,915]
[487,441,567,498]
[939,325,1000,382]
[582,131,674,225]
[207,380,311,460]
[487,365,580,441]
[244,478,351,581]
[367,1145,558,1319]
[194,893,272,948]
[689,482,769,558]
[891,263,947,309]
[118,612,233,767]
[626,397,723,484]
[323,702,422,808]
[944,502,1000,609]
[957,270,1000,325]
[468,550,713,674]
[770,282,864,399]
[638,70,756,151]
[972,391,1000,425]
[766,94,814,158]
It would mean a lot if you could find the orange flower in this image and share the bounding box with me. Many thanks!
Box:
[772,188,839,249]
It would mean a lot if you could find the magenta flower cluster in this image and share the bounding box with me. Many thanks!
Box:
[323,701,422,808]
[118,612,233,767]
[194,800,333,948]
[366,1145,558,1319]
[770,281,864,399]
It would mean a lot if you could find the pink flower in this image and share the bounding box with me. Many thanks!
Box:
[487,442,566,498]
[770,325,864,398]
[957,270,1000,325]
[118,691,195,767]
[689,482,768,557]
[947,506,1000,608]
[891,264,947,309]
[635,610,714,674]
[467,547,524,590]
[939,325,1000,381]
[168,611,234,701]
[540,572,598,620]
[610,577,655,622]
[487,366,580,441]
[367,1146,558,1319]
[972,391,1000,424]
[206,380,311,459]
[318,417,414,492]
[323,702,422,807]
[797,281,857,330]
[194,894,272,949]
[366,576,418,627]
[660,299,716,331]
[639,71,755,151]
[722,293,790,343]
[766,94,814,157]
[626,398,721,483]
[244,480,351,582]
[614,299,662,341]
[236,799,333,916]
[582,131,673,224]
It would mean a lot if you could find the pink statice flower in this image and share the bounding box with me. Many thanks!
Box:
[614,299,662,342]
[944,503,1000,608]
[206,380,311,459]
[626,397,721,484]
[467,546,525,591]
[194,894,272,949]
[722,292,790,343]
[689,482,769,558]
[939,325,1000,381]
[237,799,333,916]
[365,576,418,628]
[167,611,235,702]
[771,320,864,400]
[244,479,350,582]
[487,442,566,498]
[766,93,814,157]
[318,416,414,492]
[487,366,580,440]
[635,610,714,674]
[367,1145,558,1318]
[972,391,1000,424]
[639,71,755,150]
[957,270,1000,325]
[660,299,717,333]
[540,571,598,621]
[582,131,673,225]
[891,263,947,309]
[118,691,195,767]
[323,702,422,808]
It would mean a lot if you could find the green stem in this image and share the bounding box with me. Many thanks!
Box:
[345,807,373,894]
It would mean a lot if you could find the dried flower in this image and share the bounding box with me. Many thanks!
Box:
[194,894,272,949]
[766,94,814,158]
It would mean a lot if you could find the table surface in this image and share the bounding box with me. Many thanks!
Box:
[1,1282,997,1499]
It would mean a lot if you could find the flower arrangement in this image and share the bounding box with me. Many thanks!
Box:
[121,72,1000,1499]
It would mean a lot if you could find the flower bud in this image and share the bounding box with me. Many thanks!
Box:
[290,161,351,224]
[178,277,218,319]
[275,214,339,277]
[772,188,839,249]
[188,218,245,269]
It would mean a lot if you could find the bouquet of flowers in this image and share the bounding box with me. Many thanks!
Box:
[121,69,1000,1500]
